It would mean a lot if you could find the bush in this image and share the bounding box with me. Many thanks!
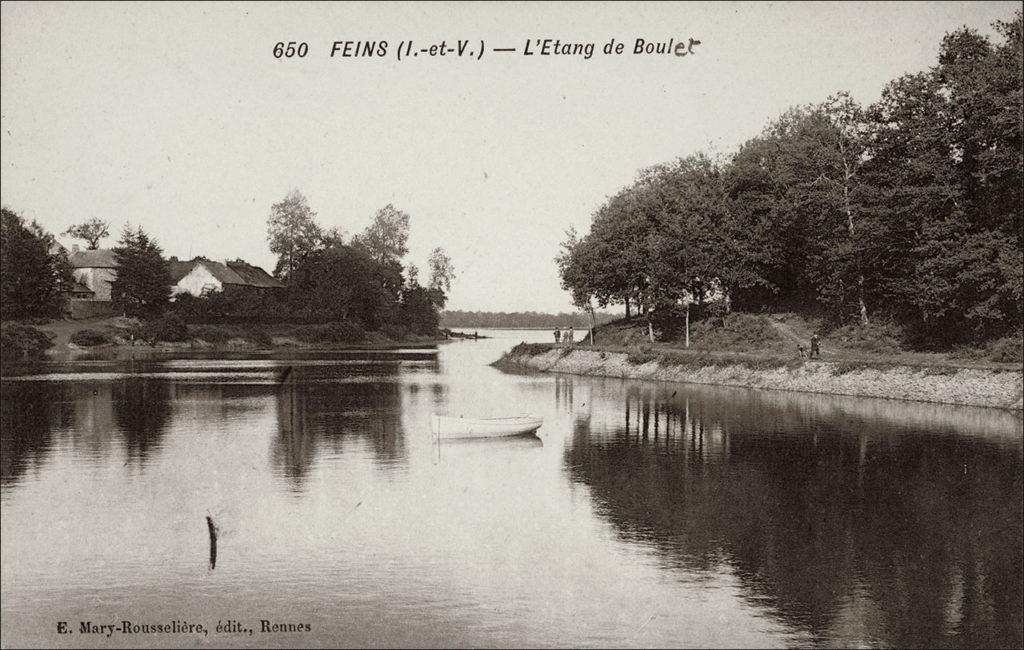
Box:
[70,329,112,347]
[140,313,190,343]
[0,323,55,358]
[689,313,787,352]
[988,335,1023,363]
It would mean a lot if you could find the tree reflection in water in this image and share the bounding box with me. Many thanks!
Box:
[0,382,61,486]
[273,364,408,492]
[111,377,172,467]
[564,382,1023,648]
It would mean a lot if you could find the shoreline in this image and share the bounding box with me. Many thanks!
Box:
[47,337,448,357]
[496,345,1024,411]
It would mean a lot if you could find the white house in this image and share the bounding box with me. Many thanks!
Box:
[168,257,282,298]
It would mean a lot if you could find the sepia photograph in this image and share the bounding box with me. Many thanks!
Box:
[1,1,1022,648]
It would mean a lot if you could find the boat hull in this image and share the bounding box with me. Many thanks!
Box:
[431,415,543,439]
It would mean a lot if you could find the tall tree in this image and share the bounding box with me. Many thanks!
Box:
[62,217,110,250]
[355,204,410,266]
[819,92,871,324]
[267,190,323,280]
[0,207,72,319]
[427,247,455,294]
[110,226,171,318]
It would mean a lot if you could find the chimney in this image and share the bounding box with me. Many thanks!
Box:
[72,244,80,253]
[169,256,178,262]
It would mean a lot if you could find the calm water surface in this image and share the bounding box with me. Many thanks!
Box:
[2,330,1022,648]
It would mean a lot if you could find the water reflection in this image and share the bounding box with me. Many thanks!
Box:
[112,377,172,466]
[1,338,1020,648]
[272,364,408,491]
[0,382,60,486]
[564,380,1024,647]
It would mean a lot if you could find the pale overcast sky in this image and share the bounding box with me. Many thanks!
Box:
[1,1,1018,312]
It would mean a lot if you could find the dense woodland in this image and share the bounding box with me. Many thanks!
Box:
[559,14,1022,349]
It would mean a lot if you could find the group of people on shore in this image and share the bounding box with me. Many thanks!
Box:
[798,334,821,359]
[553,326,574,346]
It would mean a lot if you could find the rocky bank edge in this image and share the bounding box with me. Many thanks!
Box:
[499,348,1024,410]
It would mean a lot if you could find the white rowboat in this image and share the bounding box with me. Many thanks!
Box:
[431,415,543,439]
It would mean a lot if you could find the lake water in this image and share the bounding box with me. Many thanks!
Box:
[2,329,1022,648]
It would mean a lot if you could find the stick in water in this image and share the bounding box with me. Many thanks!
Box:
[206,515,218,570]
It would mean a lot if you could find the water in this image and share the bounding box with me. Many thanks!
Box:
[2,330,1021,648]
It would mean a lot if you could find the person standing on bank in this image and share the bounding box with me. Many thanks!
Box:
[810,333,821,358]
[554,328,561,344]
[567,326,575,346]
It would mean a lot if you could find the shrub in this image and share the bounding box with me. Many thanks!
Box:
[626,345,656,365]
[689,313,787,352]
[988,335,1023,363]
[0,323,55,358]
[140,313,190,343]
[70,329,112,347]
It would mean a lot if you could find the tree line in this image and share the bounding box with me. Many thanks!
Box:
[558,13,1022,348]
[256,190,455,335]
[1,192,455,338]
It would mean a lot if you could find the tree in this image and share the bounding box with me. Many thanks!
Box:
[399,274,445,335]
[286,243,400,329]
[267,190,323,280]
[818,92,871,324]
[557,226,601,342]
[110,226,171,318]
[858,13,1023,343]
[1,207,72,319]
[62,218,110,250]
[427,247,455,294]
[355,204,410,266]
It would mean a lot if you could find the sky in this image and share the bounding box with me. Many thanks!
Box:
[1,1,1019,312]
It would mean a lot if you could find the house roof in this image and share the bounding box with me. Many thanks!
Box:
[227,260,284,289]
[168,260,197,283]
[169,257,245,285]
[169,257,281,288]
[201,260,247,285]
[69,249,117,268]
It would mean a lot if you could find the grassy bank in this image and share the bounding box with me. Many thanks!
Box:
[588,313,1023,367]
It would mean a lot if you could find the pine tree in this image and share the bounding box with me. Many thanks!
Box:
[110,226,171,318]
